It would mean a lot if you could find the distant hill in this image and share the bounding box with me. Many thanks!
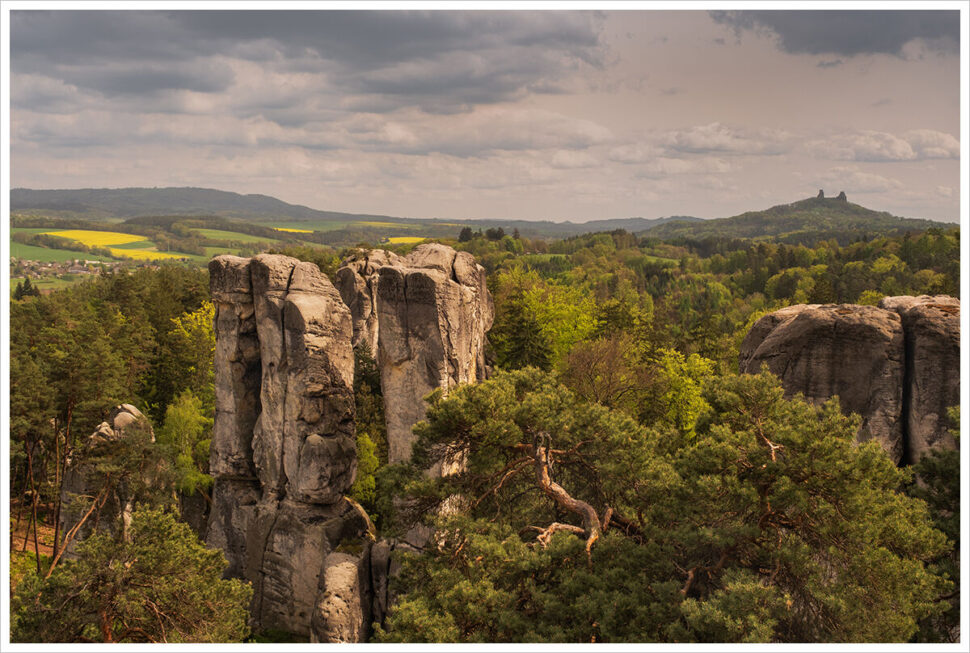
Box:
[10,187,698,238]
[11,187,407,223]
[643,196,950,246]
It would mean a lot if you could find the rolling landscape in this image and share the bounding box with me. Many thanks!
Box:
[5,6,963,649]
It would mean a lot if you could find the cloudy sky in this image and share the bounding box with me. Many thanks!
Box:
[7,6,963,222]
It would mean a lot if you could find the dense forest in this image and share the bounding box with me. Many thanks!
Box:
[8,220,961,643]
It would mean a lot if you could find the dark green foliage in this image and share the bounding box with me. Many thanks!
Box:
[13,276,41,300]
[11,508,252,643]
[351,345,388,518]
[906,407,960,643]
[378,369,950,643]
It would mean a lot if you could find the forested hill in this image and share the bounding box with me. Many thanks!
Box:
[10,187,404,223]
[11,186,697,238]
[644,195,949,245]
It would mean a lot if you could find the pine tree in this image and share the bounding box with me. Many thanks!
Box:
[11,508,252,643]
[377,369,951,643]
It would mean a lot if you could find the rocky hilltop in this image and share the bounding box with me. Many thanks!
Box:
[739,295,959,465]
[206,244,493,640]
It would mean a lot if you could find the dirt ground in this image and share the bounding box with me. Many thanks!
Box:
[9,499,56,557]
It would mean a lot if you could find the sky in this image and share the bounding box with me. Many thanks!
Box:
[6,4,964,223]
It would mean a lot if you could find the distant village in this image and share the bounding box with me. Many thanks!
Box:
[10,257,163,293]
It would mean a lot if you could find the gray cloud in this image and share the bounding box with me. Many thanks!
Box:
[806,129,959,162]
[662,123,791,156]
[710,10,959,57]
[12,10,605,113]
[816,58,843,68]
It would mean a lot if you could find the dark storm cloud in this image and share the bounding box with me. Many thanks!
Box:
[11,10,605,113]
[69,62,235,96]
[710,10,959,57]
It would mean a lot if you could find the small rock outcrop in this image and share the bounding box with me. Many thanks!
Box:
[59,404,156,556]
[739,296,959,465]
[739,304,905,462]
[207,254,370,642]
[337,243,494,466]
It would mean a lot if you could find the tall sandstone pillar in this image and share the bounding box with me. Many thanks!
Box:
[207,254,370,642]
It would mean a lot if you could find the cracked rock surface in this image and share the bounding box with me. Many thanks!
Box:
[207,254,369,641]
[739,297,960,465]
[337,243,494,467]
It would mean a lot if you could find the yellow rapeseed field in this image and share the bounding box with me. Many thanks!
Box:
[108,248,184,260]
[275,227,313,233]
[42,230,184,260]
[386,236,426,244]
[361,221,409,228]
[43,230,144,246]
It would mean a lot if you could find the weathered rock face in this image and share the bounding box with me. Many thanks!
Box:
[739,304,905,462]
[335,250,404,355]
[207,254,369,642]
[739,296,960,465]
[337,244,494,466]
[879,295,960,463]
[59,404,156,556]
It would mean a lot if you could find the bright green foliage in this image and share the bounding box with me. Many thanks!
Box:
[856,289,884,306]
[157,389,213,496]
[378,369,950,643]
[164,301,216,412]
[11,508,252,643]
[522,283,599,367]
[350,430,380,507]
[490,268,599,370]
[648,348,714,439]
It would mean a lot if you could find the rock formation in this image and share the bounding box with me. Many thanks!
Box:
[335,249,404,354]
[59,404,156,557]
[739,296,959,465]
[879,295,960,462]
[337,243,494,467]
[207,254,371,642]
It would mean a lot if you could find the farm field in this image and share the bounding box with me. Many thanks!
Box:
[192,228,282,243]
[10,241,114,262]
[275,227,313,234]
[42,229,145,246]
[11,275,90,293]
[109,248,185,260]
[386,236,426,244]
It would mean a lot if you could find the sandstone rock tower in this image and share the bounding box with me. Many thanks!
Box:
[207,254,370,642]
[336,243,494,466]
[739,296,959,465]
[207,245,495,640]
